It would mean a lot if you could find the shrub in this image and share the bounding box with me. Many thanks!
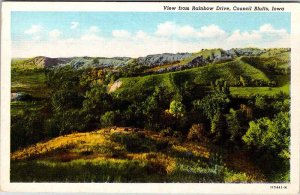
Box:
[187,123,206,141]
[169,100,186,119]
[101,111,116,127]
[160,127,173,137]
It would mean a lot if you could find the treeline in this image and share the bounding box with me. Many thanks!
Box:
[11,65,290,181]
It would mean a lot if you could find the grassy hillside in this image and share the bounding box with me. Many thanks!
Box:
[11,127,265,183]
[240,51,290,86]
[12,58,40,70]
[115,59,270,99]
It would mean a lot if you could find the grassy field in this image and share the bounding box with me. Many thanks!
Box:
[11,67,50,117]
[11,69,48,98]
[11,127,265,183]
[230,84,290,98]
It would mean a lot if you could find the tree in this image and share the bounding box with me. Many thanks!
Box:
[92,58,99,65]
[193,92,230,121]
[225,109,242,143]
[239,76,246,86]
[81,85,113,127]
[254,95,268,110]
[83,86,113,114]
[101,111,117,127]
[142,93,161,130]
[169,100,186,119]
[212,79,230,95]
[211,112,227,143]
[243,112,290,159]
[187,123,207,141]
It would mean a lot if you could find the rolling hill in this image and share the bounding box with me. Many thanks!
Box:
[112,58,271,99]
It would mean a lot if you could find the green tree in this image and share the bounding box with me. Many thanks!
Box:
[193,92,230,120]
[169,100,186,119]
[211,112,227,143]
[81,85,113,127]
[101,111,117,127]
[225,109,242,143]
[239,76,246,86]
[92,57,100,65]
[243,112,290,159]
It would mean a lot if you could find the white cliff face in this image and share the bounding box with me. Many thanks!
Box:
[15,48,274,70]
[109,80,122,93]
[136,53,192,67]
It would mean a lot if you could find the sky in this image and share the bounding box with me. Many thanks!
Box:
[11,12,291,58]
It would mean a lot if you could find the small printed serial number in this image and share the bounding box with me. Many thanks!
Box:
[270,185,287,189]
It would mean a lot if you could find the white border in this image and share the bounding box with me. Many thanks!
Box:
[1,2,300,194]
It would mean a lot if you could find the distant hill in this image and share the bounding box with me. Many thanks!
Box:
[64,57,132,69]
[11,56,70,69]
[12,48,290,70]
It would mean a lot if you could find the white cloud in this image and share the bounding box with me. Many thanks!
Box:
[259,24,286,34]
[227,30,261,42]
[197,24,226,38]
[48,29,62,40]
[24,25,42,35]
[177,25,196,37]
[80,34,103,41]
[135,30,149,39]
[259,24,288,38]
[226,23,290,47]
[112,30,131,39]
[155,22,226,39]
[88,26,100,33]
[79,26,102,41]
[155,21,177,37]
[32,35,41,41]
[70,22,79,29]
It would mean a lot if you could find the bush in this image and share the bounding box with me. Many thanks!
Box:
[101,111,116,127]
[187,123,206,141]
[160,127,173,137]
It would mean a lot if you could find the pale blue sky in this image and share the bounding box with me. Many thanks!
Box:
[12,12,290,41]
[11,12,291,57]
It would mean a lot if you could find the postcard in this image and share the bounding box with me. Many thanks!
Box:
[1,1,300,194]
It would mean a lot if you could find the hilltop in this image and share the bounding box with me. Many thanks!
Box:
[11,127,265,182]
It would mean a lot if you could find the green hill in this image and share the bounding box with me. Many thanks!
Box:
[240,51,290,86]
[114,59,270,99]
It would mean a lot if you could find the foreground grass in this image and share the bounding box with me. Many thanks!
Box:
[11,128,264,183]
